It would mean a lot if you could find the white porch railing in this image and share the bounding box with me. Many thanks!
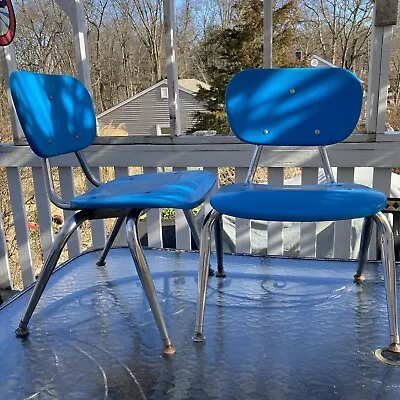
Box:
[0,0,398,292]
[0,133,400,290]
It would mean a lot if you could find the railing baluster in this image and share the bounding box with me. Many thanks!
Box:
[174,167,191,250]
[32,167,54,260]
[113,167,129,246]
[143,167,162,248]
[202,167,220,251]
[235,167,251,254]
[114,167,129,178]
[300,168,319,258]
[334,168,355,259]
[0,211,12,289]
[6,167,35,287]
[268,167,284,256]
[197,167,218,227]
[371,167,392,259]
[58,167,81,258]
[198,167,219,225]
[1,136,399,273]
[87,166,106,249]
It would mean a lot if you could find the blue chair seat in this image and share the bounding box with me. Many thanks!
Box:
[193,68,400,362]
[10,70,218,354]
[71,171,216,210]
[210,183,387,222]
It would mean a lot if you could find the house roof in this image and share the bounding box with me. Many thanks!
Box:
[178,79,210,93]
[97,79,210,119]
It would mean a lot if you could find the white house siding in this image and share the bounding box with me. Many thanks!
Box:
[98,83,206,135]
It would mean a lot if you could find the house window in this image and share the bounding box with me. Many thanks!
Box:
[156,124,170,136]
[161,87,168,99]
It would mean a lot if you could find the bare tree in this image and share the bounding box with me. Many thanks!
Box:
[298,0,373,75]
[116,0,164,83]
[85,0,109,111]
[15,0,75,74]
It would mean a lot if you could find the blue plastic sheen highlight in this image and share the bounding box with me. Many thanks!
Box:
[226,68,363,146]
[210,68,387,224]
[210,183,387,222]
[71,171,216,210]
[10,71,96,157]
[10,70,217,213]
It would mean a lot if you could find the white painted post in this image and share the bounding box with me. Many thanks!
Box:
[1,43,24,142]
[0,213,12,289]
[333,168,355,259]
[235,168,251,253]
[370,167,392,259]
[6,168,35,287]
[300,168,319,257]
[174,167,191,250]
[263,0,273,68]
[32,167,55,260]
[87,167,106,248]
[267,168,284,256]
[366,0,397,134]
[113,167,129,245]
[55,0,92,94]
[163,0,182,136]
[58,167,82,258]
[143,167,163,247]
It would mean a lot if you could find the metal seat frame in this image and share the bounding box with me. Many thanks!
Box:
[15,152,212,355]
[9,70,221,355]
[193,68,400,365]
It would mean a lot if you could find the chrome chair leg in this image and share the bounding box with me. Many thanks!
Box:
[16,211,88,337]
[215,215,225,277]
[373,212,400,365]
[126,211,175,356]
[96,216,125,266]
[193,209,221,343]
[183,209,215,276]
[355,216,374,282]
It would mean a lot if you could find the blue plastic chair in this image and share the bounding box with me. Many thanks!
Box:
[10,71,216,355]
[193,68,400,364]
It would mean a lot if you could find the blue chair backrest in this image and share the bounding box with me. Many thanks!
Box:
[225,68,363,146]
[10,71,96,158]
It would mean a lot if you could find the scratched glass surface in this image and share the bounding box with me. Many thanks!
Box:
[0,249,400,400]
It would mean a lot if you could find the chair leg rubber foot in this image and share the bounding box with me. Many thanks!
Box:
[208,267,215,277]
[353,274,365,283]
[15,323,29,337]
[216,269,226,278]
[96,260,106,267]
[162,344,176,356]
[192,332,205,343]
[375,344,400,366]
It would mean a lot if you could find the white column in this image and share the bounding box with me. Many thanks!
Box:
[1,43,24,142]
[366,0,397,134]
[263,0,273,68]
[56,0,93,94]
[163,0,182,136]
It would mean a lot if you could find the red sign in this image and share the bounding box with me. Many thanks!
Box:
[0,0,15,46]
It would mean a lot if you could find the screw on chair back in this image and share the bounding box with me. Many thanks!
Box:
[226,68,363,146]
[10,71,96,158]
[9,70,217,355]
[193,68,400,364]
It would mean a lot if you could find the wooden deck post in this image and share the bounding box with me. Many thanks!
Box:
[263,0,273,68]
[366,0,398,134]
[163,0,182,137]
[55,0,93,95]
[1,44,24,142]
